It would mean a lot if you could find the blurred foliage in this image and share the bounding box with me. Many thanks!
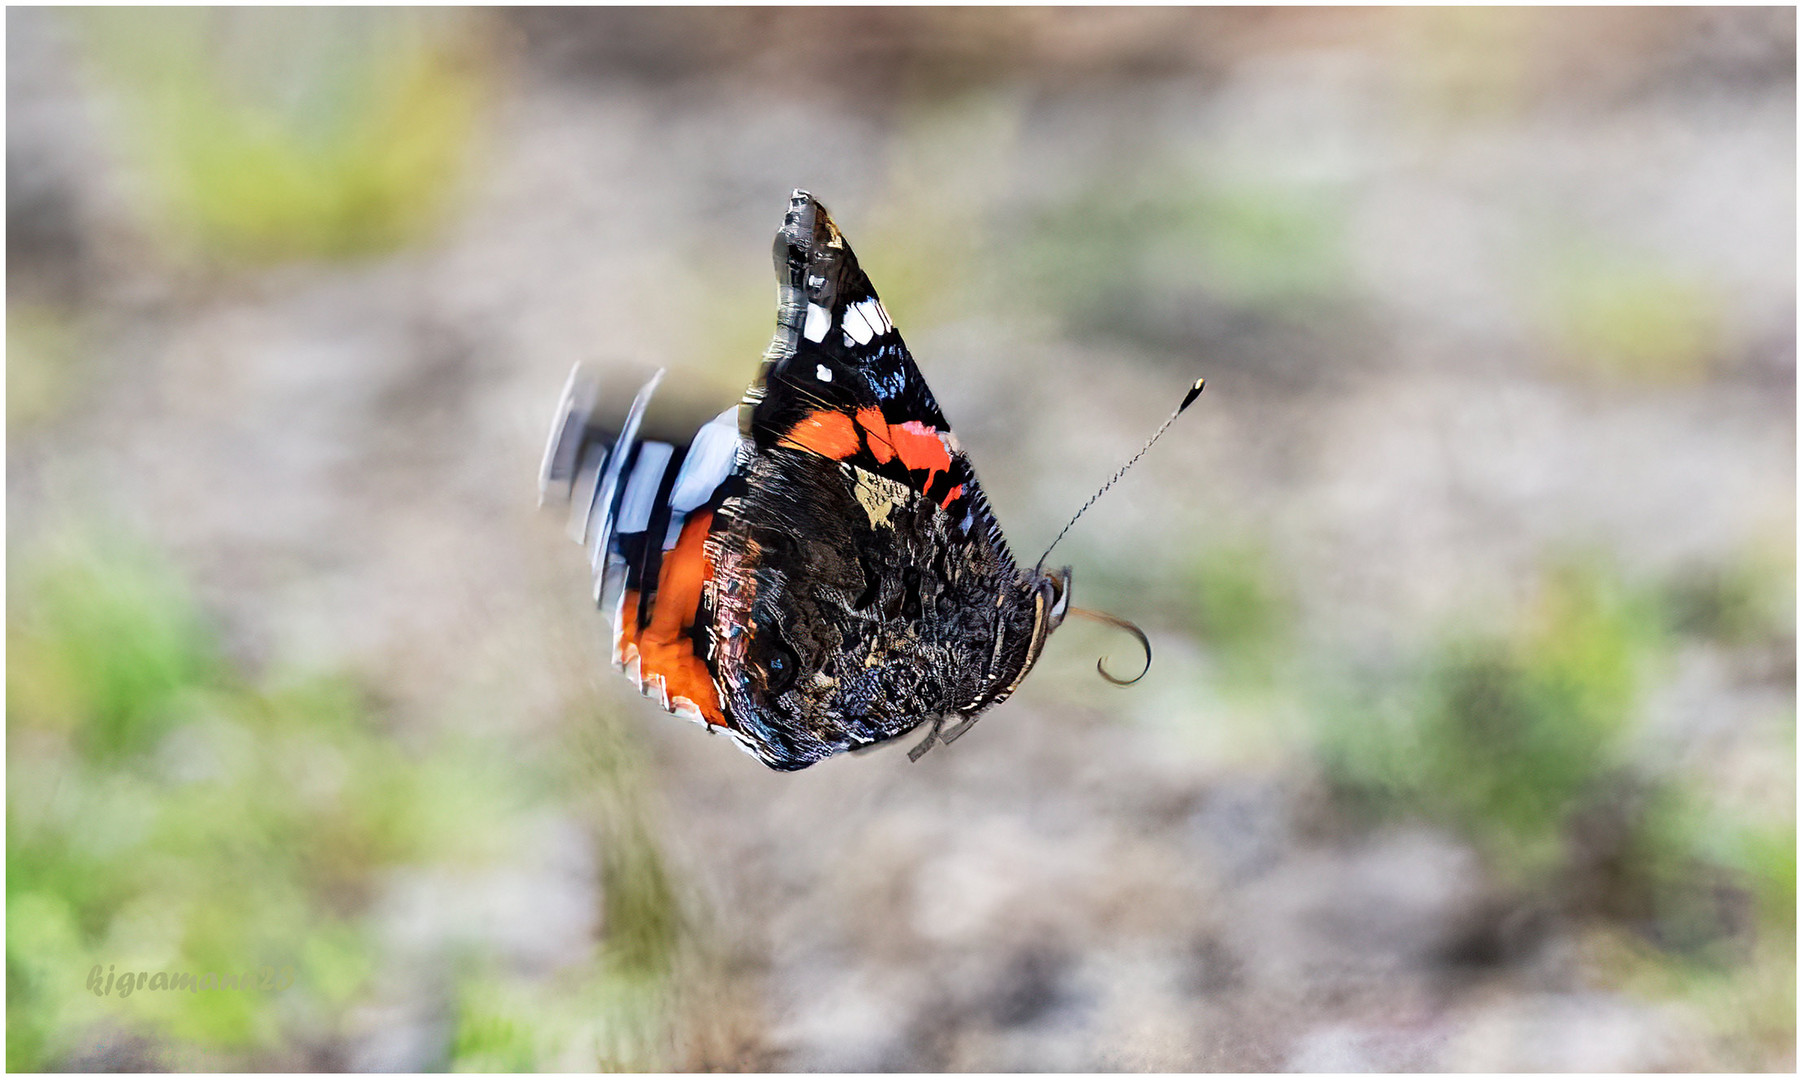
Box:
[446,951,675,1073]
[1661,546,1796,650]
[6,304,83,435]
[1018,165,1352,351]
[1534,243,1727,384]
[1319,558,1661,879]
[8,534,222,763]
[6,529,698,1070]
[598,816,684,980]
[1588,809,1796,1069]
[73,8,491,263]
[1311,550,1794,1030]
[444,719,695,1072]
[1188,539,1296,692]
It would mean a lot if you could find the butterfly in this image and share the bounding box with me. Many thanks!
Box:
[542,190,1193,770]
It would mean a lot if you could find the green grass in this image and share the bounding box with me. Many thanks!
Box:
[439,717,700,1072]
[6,530,429,1066]
[6,305,83,435]
[7,528,699,1069]
[1310,552,1794,1065]
[1316,558,1663,880]
[8,534,222,762]
[73,8,490,263]
[1018,166,1353,349]
[1661,547,1795,649]
[1189,540,1296,691]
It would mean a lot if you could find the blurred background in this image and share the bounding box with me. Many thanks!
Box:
[6,7,1794,1071]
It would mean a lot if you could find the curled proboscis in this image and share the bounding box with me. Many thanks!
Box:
[1068,607,1151,686]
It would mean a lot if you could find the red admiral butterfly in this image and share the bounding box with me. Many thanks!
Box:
[541,191,1200,770]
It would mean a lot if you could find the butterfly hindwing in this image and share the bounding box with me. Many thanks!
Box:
[542,375,740,731]
[707,442,1028,768]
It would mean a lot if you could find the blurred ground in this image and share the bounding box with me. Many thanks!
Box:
[6,7,1795,1072]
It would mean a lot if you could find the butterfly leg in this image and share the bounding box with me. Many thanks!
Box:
[906,716,946,762]
[935,714,981,747]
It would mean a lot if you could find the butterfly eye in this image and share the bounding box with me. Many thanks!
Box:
[763,641,799,694]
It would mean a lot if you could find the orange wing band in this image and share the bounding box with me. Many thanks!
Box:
[783,408,958,505]
[634,511,727,727]
[779,409,861,459]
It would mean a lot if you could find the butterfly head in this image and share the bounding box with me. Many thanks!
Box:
[1042,564,1074,632]
[1019,562,1075,686]
[966,563,1072,715]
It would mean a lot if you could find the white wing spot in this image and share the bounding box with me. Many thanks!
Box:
[804,303,831,342]
[858,299,892,342]
[816,363,833,383]
[842,301,877,345]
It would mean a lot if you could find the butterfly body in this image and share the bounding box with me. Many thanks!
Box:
[543,191,1069,770]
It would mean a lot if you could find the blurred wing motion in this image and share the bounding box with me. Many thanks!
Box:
[541,368,742,729]
[541,190,1071,770]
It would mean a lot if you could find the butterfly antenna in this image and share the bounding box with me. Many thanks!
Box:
[1035,378,1205,574]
